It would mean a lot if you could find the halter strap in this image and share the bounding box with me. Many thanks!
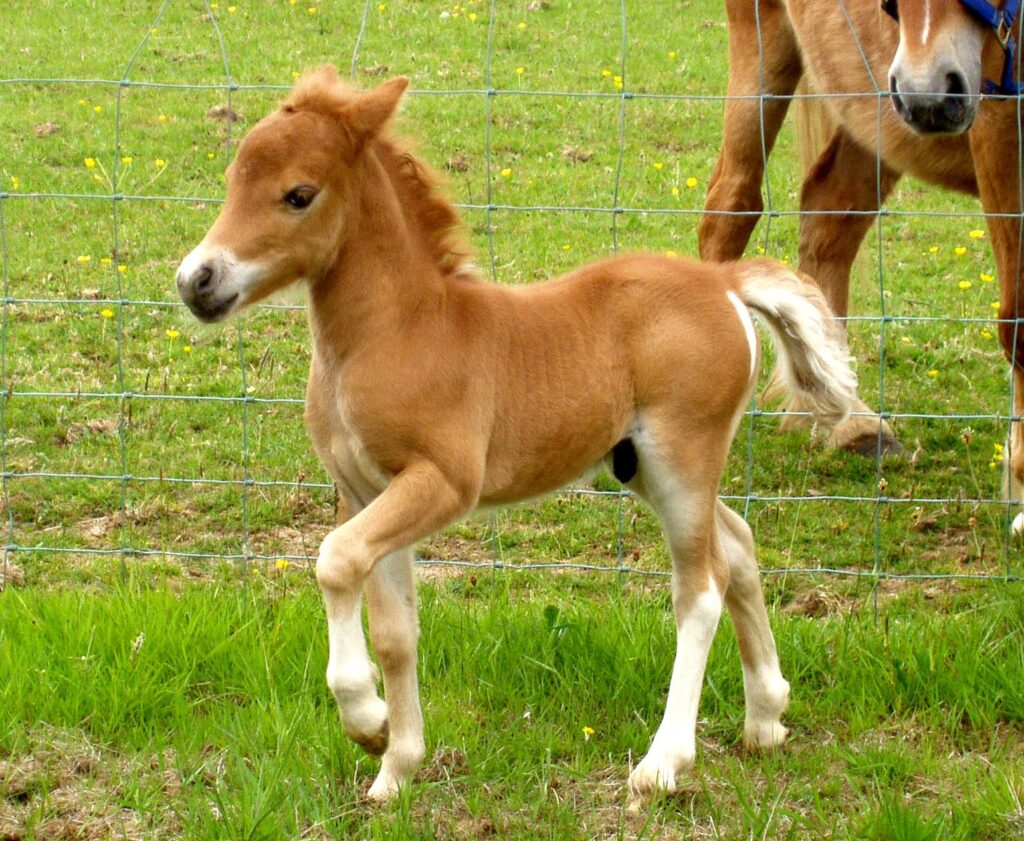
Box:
[958,0,1022,94]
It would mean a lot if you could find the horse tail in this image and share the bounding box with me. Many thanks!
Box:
[737,259,858,426]
[794,77,833,177]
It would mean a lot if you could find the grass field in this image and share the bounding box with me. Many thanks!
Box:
[2,0,1024,838]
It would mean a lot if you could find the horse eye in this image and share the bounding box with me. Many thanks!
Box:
[284,187,317,210]
[881,0,899,21]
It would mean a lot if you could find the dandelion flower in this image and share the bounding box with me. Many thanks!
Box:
[954,246,967,256]
[379,2,387,9]
[118,265,127,274]
[93,105,102,113]
[158,114,167,123]
[184,345,192,353]
[980,272,994,282]
[995,443,1004,453]
[601,69,612,78]
[9,176,19,190]
[515,66,524,75]
[84,158,97,168]
[77,255,91,263]
[517,21,526,30]
[155,159,166,168]
[100,257,112,265]
[928,246,939,254]
[562,243,570,251]
[468,11,477,20]
[166,328,180,340]
[927,369,939,378]
[121,156,133,165]
[500,168,512,178]
[582,726,595,741]
[686,176,698,188]
[991,301,1001,310]
[100,308,114,319]
[981,329,993,340]
[653,162,664,170]
[959,280,972,290]
[671,186,680,196]
[756,246,766,255]
[276,559,290,571]
[307,6,317,13]
[665,250,678,257]
[969,229,985,239]
[990,461,998,469]
[669,50,677,59]
[207,151,216,159]
[228,5,237,12]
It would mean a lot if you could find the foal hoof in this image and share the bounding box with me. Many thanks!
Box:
[356,719,390,757]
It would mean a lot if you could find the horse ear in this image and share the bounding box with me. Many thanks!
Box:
[344,76,410,144]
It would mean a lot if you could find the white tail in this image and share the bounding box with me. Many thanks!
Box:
[738,260,858,425]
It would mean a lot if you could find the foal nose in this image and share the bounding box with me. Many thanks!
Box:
[889,69,973,134]
[177,261,216,300]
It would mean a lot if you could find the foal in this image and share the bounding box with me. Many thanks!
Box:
[176,69,858,802]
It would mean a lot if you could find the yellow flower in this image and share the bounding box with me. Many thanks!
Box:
[77,255,91,263]
[515,66,524,75]
[121,156,133,165]
[671,186,680,196]
[981,329,993,340]
[379,2,387,9]
[686,176,698,188]
[756,246,766,255]
[228,5,237,12]
[307,6,317,13]
[118,265,127,274]
[276,559,290,571]
[100,257,112,265]
[562,243,570,251]
[183,345,192,353]
[582,726,595,741]
[517,21,526,30]
[991,301,1001,310]
[927,369,939,378]
[601,69,612,78]
[928,246,939,254]
[468,11,477,20]
[500,168,512,178]
[158,114,167,123]
[954,246,967,256]
[969,229,985,239]
[980,273,994,282]
[9,176,19,190]
[665,250,677,257]
[653,162,663,170]
[100,308,114,319]
[166,328,180,340]
[207,151,216,159]
[958,280,972,290]
[900,336,911,344]
[155,159,166,168]
[78,98,87,105]
[990,461,997,469]
[93,105,102,113]
[669,50,677,59]
[84,158,97,168]
[995,443,1004,453]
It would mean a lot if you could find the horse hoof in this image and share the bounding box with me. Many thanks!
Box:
[838,430,904,457]
[357,719,390,757]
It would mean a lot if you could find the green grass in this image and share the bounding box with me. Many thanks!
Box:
[2,1,1024,837]
[1,576,1023,839]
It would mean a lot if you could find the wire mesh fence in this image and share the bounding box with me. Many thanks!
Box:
[1,0,1022,585]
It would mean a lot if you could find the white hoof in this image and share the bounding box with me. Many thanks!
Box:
[743,718,789,751]
[628,753,689,799]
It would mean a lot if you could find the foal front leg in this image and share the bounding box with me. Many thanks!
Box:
[316,462,475,801]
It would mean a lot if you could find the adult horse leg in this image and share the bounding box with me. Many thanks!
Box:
[699,0,802,261]
[317,462,476,801]
[625,431,730,797]
[715,501,789,749]
[970,115,1024,531]
[796,126,904,454]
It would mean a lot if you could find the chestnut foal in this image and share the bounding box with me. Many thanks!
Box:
[176,69,857,801]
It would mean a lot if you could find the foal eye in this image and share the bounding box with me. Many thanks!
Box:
[284,187,317,210]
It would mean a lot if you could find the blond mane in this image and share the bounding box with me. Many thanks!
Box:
[283,70,477,280]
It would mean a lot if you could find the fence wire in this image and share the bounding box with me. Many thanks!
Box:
[1,0,1022,585]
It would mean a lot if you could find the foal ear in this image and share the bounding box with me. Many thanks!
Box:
[344,76,410,145]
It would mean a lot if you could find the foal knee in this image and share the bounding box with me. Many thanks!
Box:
[316,529,371,593]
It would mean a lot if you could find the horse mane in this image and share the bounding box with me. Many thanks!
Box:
[283,71,478,280]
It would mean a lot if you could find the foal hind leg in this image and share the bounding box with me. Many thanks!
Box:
[699,0,802,262]
[624,438,730,797]
[795,127,903,454]
[716,501,789,749]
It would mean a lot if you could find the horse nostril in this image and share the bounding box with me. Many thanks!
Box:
[194,264,214,294]
[945,71,967,97]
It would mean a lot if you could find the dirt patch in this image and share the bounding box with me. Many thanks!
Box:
[0,727,181,840]
[0,562,25,590]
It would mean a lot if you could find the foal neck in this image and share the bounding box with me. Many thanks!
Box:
[307,142,460,358]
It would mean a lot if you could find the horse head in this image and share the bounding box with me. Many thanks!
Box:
[176,68,409,322]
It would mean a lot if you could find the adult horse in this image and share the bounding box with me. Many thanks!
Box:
[700,0,1024,527]
[176,70,858,801]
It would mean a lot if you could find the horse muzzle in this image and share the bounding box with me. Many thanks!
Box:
[888,69,978,134]
[176,247,243,323]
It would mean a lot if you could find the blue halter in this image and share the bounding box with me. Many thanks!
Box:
[959,0,1022,95]
[882,0,1023,96]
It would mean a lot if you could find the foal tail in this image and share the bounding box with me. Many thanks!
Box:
[737,260,858,426]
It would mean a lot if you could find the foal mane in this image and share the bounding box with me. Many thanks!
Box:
[283,72,478,280]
